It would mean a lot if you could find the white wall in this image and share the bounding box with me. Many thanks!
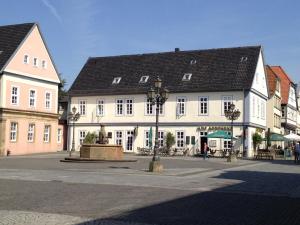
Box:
[251,51,268,97]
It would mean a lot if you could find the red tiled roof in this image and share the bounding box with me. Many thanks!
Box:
[270,66,292,104]
[265,65,278,96]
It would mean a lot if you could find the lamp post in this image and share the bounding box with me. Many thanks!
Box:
[147,77,169,172]
[224,103,241,162]
[68,106,80,157]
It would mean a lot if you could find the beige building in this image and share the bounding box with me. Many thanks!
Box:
[68,46,269,157]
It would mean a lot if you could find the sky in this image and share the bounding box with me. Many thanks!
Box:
[1,0,300,89]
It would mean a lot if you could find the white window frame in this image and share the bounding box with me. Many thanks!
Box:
[139,76,149,83]
[199,96,209,115]
[125,98,133,116]
[125,130,134,151]
[41,60,47,69]
[29,89,36,108]
[23,54,29,64]
[33,57,38,67]
[57,128,62,143]
[11,86,19,105]
[10,122,18,142]
[176,131,185,148]
[116,99,124,116]
[27,123,35,142]
[222,96,233,115]
[79,130,86,145]
[158,131,164,148]
[177,97,186,116]
[261,100,265,119]
[144,130,151,148]
[223,140,232,150]
[45,92,52,109]
[145,99,154,115]
[182,73,192,81]
[43,125,51,143]
[79,100,86,116]
[115,131,123,146]
[112,77,122,84]
[96,99,104,116]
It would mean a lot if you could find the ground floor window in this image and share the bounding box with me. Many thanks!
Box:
[79,130,86,145]
[10,122,18,142]
[176,131,185,148]
[126,131,134,151]
[224,140,232,150]
[158,131,164,147]
[27,123,35,142]
[115,131,123,146]
[43,125,51,143]
[57,128,62,143]
[144,130,151,148]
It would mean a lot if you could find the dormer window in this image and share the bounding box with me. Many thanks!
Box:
[190,59,197,65]
[182,73,192,81]
[24,55,29,64]
[112,77,121,84]
[139,76,149,83]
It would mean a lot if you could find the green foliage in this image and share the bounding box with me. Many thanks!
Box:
[83,132,98,144]
[166,132,175,149]
[58,75,67,100]
[252,132,263,151]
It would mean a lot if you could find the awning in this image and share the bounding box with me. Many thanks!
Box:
[206,130,237,140]
[284,133,300,141]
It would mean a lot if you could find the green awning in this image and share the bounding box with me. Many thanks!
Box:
[206,130,235,139]
[263,133,289,142]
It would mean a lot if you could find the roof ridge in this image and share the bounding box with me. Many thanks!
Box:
[0,22,36,28]
[88,45,262,60]
[270,66,292,82]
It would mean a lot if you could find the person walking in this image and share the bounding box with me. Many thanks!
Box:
[295,142,300,164]
[203,143,208,160]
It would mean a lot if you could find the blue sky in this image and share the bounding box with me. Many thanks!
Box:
[1,0,300,89]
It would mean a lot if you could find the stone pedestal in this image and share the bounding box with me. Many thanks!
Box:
[227,153,237,162]
[80,144,123,160]
[149,161,163,172]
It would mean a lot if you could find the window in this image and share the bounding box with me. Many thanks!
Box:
[57,128,62,143]
[29,90,36,107]
[112,77,121,84]
[42,60,47,69]
[97,100,104,116]
[79,130,86,144]
[146,99,163,115]
[11,86,19,105]
[261,100,265,119]
[33,57,38,67]
[158,131,164,148]
[199,96,208,115]
[45,92,51,109]
[145,131,151,148]
[10,122,18,142]
[282,106,285,117]
[115,131,123,145]
[222,96,233,114]
[43,125,51,143]
[276,81,280,92]
[252,96,255,117]
[116,99,124,115]
[139,76,149,83]
[177,97,186,116]
[27,123,35,142]
[190,59,197,65]
[182,73,192,81]
[24,55,29,64]
[79,100,86,115]
[126,131,134,151]
[224,140,232,150]
[275,96,281,109]
[257,100,260,118]
[274,114,281,128]
[126,99,133,115]
[176,131,185,148]
[289,87,296,104]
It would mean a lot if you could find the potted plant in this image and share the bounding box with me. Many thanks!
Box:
[252,132,263,153]
[166,132,175,154]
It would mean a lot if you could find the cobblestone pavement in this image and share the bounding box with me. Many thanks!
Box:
[0,152,300,225]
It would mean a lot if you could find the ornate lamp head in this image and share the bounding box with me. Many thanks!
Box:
[155,77,162,89]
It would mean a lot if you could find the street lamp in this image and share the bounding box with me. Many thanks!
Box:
[68,106,80,157]
[224,103,241,162]
[147,76,169,172]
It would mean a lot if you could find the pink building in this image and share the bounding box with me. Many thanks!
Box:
[0,23,63,155]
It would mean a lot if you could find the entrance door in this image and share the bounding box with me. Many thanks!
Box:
[199,131,208,154]
[125,131,134,152]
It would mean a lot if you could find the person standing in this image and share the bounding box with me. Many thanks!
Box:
[203,143,208,160]
[295,142,300,164]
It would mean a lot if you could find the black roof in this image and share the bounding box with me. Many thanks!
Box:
[0,23,34,71]
[69,46,261,96]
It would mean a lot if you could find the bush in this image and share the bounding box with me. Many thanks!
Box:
[166,132,175,150]
[252,132,263,152]
[83,132,98,144]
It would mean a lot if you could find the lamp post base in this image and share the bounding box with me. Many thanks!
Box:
[227,153,237,162]
[149,161,163,172]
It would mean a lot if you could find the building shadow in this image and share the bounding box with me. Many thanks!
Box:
[75,170,300,225]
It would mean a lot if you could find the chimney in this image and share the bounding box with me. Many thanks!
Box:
[175,48,180,52]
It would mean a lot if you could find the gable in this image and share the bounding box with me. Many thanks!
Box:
[250,50,268,98]
[3,24,60,83]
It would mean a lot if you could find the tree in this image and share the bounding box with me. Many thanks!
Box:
[58,75,67,100]
[252,132,263,152]
[166,132,175,150]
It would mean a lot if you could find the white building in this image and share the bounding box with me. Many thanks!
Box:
[68,46,268,157]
